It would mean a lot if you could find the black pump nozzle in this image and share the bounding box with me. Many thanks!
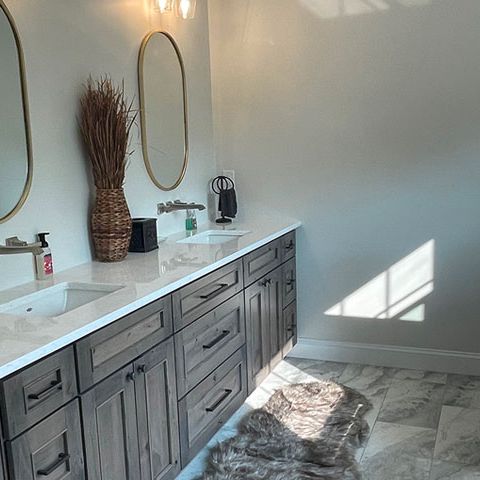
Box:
[37,232,50,248]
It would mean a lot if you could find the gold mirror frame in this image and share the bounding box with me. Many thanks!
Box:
[0,0,33,223]
[138,31,189,191]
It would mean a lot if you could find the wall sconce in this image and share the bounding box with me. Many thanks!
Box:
[154,0,174,14]
[175,0,196,19]
[153,0,196,19]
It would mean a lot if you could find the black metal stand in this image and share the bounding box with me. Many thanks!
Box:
[212,175,235,224]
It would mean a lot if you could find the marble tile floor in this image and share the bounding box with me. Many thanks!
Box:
[177,358,480,480]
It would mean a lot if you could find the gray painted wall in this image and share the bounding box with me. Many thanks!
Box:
[0,0,214,290]
[209,0,480,352]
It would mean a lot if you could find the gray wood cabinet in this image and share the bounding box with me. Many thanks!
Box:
[76,295,173,392]
[0,229,297,480]
[178,348,247,466]
[7,400,84,480]
[134,340,180,480]
[82,338,180,480]
[245,278,270,393]
[0,347,77,440]
[174,293,246,398]
[82,364,141,480]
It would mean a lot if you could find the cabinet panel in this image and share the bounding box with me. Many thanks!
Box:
[7,400,84,480]
[243,239,281,287]
[245,280,270,394]
[269,267,284,370]
[81,365,140,480]
[76,296,172,391]
[172,260,243,331]
[283,301,297,356]
[175,293,245,398]
[282,257,297,308]
[1,347,77,439]
[135,339,180,480]
[178,348,247,466]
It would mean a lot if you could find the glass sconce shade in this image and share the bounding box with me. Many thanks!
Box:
[175,0,196,19]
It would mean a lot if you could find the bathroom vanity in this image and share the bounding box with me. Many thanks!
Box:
[0,220,299,479]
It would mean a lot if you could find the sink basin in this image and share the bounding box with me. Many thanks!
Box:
[0,282,124,317]
[177,230,250,245]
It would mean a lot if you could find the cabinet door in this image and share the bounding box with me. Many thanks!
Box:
[0,446,4,480]
[245,279,270,394]
[134,339,181,480]
[268,267,283,370]
[7,400,84,480]
[82,365,140,480]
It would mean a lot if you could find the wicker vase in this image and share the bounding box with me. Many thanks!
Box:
[91,188,132,262]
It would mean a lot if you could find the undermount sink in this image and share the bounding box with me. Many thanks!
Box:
[0,282,124,318]
[177,230,250,245]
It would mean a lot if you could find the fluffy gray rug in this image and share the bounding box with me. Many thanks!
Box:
[198,381,372,480]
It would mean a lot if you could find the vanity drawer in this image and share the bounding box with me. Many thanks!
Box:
[6,399,85,480]
[282,257,297,307]
[243,239,281,287]
[76,295,173,391]
[280,231,296,262]
[0,347,77,439]
[178,347,247,466]
[172,260,243,331]
[175,293,246,398]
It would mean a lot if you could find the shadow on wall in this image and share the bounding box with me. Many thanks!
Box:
[325,240,435,322]
[298,0,437,19]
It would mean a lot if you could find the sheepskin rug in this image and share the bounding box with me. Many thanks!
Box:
[198,381,372,480]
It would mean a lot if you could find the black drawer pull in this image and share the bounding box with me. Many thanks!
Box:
[286,278,296,286]
[28,379,62,401]
[206,389,233,412]
[285,241,294,250]
[199,283,230,300]
[203,330,230,349]
[287,327,296,332]
[37,453,70,476]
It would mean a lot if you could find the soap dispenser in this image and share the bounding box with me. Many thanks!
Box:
[185,209,197,232]
[35,232,54,280]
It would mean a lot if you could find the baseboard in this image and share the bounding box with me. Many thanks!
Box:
[289,338,480,376]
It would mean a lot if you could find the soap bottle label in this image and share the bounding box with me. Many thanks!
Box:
[44,253,53,275]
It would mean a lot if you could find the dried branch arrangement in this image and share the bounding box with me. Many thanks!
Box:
[79,76,137,189]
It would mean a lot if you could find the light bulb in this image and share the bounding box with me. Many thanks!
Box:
[155,0,173,13]
[174,0,196,19]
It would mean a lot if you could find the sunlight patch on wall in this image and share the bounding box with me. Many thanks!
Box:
[298,0,434,20]
[325,240,435,321]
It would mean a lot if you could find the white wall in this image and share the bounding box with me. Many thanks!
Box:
[209,0,480,353]
[0,0,215,290]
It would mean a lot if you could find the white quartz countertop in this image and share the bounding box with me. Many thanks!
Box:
[0,216,301,380]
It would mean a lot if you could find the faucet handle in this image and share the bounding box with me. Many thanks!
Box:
[5,236,28,247]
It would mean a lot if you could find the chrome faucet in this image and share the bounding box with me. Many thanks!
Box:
[157,200,206,215]
[0,236,43,256]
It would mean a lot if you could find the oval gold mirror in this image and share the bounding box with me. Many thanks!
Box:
[138,31,188,191]
[0,0,32,223]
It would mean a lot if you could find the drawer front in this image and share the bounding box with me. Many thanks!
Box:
[1,347,77,439]
[283,301,297,356]
[178,348,247,466]
[7,400,85,480]
[172,260,243,331]
[280,230,296,262]
[243,239,281,287]
[76,295,173,391]
[175,293,246,398]
[282,257,297,307]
